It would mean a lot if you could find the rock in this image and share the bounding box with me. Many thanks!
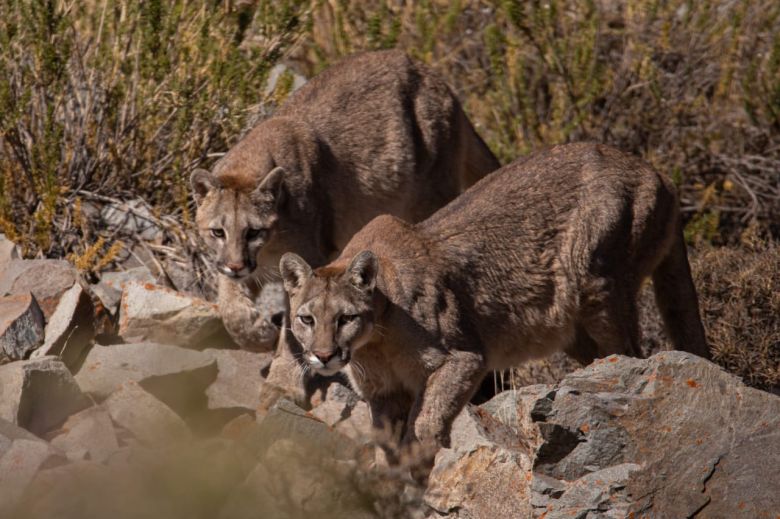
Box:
[426,405,535,518]
[0,438,68,515]
[526,352,780,518]
[256,398,354,456]
[118,281,226,348]
[0,293,45,360]
[100,198,162,241]
[335,401,372,443]
[104,382,191,445]
[0,357,90,435]
[0,417,42,456]
[33,283,95,369]
[91,266,156,316]
[0,234,21,273]
[309,382,360,426]
[49,406,119,463]
[220,438,375,519]
[11,461,112,519]
[74,342,217,417]
[0,259,79,318]
[263,63,307,98]
[17,438,257,519]
[203,348,273,412]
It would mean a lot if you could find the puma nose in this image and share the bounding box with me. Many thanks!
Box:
[226,262,245,272]
[313,350,336,364]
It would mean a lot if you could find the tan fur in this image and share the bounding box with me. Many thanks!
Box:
[280,142,710,457]
[192,50,499,351]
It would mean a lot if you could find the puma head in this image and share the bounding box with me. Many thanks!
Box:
[279,250,378,376]
[192,166,285,279]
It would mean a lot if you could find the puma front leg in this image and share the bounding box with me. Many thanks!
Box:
[217,276,279,351]
[404,347,487,475]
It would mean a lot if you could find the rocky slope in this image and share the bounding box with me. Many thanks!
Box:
[0,235,778,518]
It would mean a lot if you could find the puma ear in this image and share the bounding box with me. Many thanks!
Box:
[279,253,312,294]
[191,168,218,205]
[346,250,378,292]
[253,166,285,205]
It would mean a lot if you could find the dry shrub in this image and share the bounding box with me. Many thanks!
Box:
[0,0,310,269]
[691,239,780,392]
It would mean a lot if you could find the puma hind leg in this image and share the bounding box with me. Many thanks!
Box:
[651,223,710,359]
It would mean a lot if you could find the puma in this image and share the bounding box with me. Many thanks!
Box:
[279,142,710,460]
[191,49,499,351]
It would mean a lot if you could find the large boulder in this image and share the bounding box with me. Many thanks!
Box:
[443,352,780,518]
[526,352,780,518]
[118,281,227,348]
[33,282,95,369]
[0,293,45,360]
[0,356,90,435]
[0,259,79,318]
[74,342,217,417]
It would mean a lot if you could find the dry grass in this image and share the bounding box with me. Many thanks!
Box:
[294,0,780,244]
[0,0,310,289]
[691,237,780,392]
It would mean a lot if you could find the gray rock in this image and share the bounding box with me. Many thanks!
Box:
[104,382,191,445]
[33,283,94,368]
[524,352,780,518]
[74,342,217,417]
[0,259,79,318]
[203,348,273,412]
[0,293,45,360]
[118,281,226,348]
[0,356,90,435]
[49,406,119,463]
[91,266,156,315]
[0,438,68,515]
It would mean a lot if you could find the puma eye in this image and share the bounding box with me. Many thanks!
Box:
[338,314,358,327]
[210,228,225,239]
[246,228,268,241]
[298,315,314,326]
